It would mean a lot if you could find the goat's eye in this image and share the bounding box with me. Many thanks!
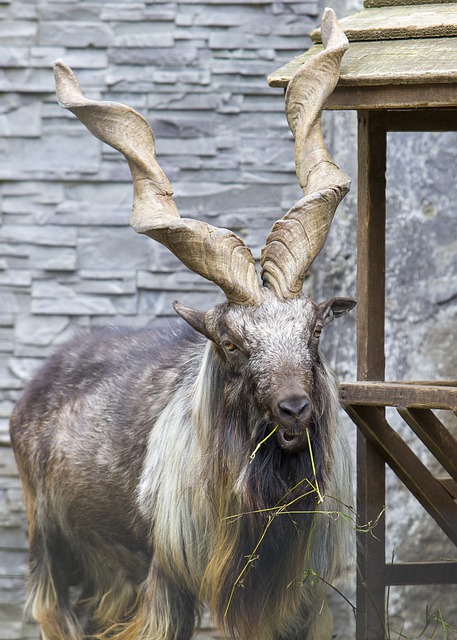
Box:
[313,324,323,338]
[222,340,238,353]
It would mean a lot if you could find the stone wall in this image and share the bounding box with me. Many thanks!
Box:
[0,0,456,639]
[0,1,321,638]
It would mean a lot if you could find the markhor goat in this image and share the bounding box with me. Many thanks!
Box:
[10,10,355,640]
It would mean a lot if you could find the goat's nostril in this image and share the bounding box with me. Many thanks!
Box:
[278,395,310,419]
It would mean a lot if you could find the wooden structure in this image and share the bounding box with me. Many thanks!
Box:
[269,1,457,636]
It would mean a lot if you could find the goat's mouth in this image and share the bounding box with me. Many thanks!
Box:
[277,426,310,453]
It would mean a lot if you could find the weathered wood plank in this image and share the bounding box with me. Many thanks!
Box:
[340,382,457,409]
[386,108,457,129]
[390,380,457,386]
[365,0,455,9]
[385,562,457,585]
[356,110,387,640]
[357,111,386,382]
[267,38,457,89]
[356,430,387,640]
[312,4,457,43]
[345,405,457,546]
[439,476,457,498]
[326,85,457,109]
[397,408,457,481]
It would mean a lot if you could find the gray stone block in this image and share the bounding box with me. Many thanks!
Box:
[152,115,214,139]
[274,17,316,35]
[110,46,199,67]
[0,47,29,68]
[137,270,215,292]
[139,289,222,316]
[39,22,115,47]
[49,204,129,227]
[31,296,118,316]
[0,342,14,355]
[285,2,319,13]
[1,225,77,247]
[2,181,63,200]
[78,227,153,270]
[14,316,69,346]
[0,272,32,287]
[100,3,152,22]
[156,137,217,157]
[114,32,175,48]
[77,275,136,295]
[4,1,38,20]
[58,48,108,70]
[148,91,222,111]
[0,133,100,179]
[0,67,54,93]
[212,58,283,76]
[0,292,29,315]
[0,99,42,138]
[0,21,37,45]
[37,3,103,21]
[1,246,77,271]
[0,317,14,328]
[30,45,65,66]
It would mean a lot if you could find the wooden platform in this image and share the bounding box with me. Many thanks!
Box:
[268,38,457,92]
[311,3,457,42]
[267,1,457,111]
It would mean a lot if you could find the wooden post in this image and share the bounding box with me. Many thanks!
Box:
[356,110,387,639]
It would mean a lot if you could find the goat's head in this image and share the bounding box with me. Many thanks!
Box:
[175,291,354,452]
[53,9,354,453]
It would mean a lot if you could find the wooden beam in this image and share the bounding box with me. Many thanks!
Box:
[356,429,388,640]
[397,408,457,481]
[326,84,457,110]
[366,0,454,7]
[357,111,386,381]
[340,381,457,409]
[439,477,457,499]
[356,110,387,640]
[385,109,457,131]
[391,380,457,387]
[385,562,457,586]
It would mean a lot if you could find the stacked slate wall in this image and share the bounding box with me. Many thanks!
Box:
[0,0,456,639]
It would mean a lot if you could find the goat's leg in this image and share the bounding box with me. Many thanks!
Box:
[274,595,333,640]
[27,525,84,640]
[303,599,333,640]
[100,560,197,640]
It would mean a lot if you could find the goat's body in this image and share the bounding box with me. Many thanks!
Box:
[11,311,352,640]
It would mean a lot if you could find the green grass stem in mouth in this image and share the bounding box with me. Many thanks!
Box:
[306,427,323,504]
[249,424,279,463]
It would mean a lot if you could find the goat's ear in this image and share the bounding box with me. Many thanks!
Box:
[319,297,356,327]
[173,301,214,340]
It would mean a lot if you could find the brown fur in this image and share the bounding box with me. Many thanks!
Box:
[11,294,354,640]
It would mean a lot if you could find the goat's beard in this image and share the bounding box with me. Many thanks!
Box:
[201,396,330,640]
[244,416,323,508]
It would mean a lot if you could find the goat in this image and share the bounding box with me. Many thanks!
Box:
[10,9,355,640]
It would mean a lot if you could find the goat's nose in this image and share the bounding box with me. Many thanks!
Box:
[278,394,310,420]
